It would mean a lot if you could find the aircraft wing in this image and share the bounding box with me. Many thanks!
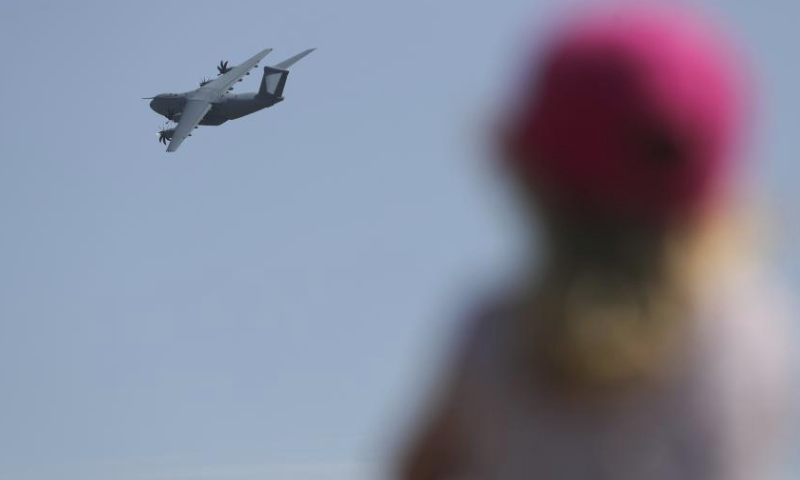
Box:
[167,48,272,152]
[165,48,273,152]
[197,48,273,99]
[165,99,212,152]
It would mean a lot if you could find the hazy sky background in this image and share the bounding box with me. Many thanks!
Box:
[0,1,798,479]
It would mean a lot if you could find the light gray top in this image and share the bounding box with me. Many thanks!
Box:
[450,269,795,480]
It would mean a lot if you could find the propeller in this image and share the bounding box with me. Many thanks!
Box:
[217,60,233,75]
[157,124,175,145]
[198,76,212,87]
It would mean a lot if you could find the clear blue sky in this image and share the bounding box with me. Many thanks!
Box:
[0,1,797,479]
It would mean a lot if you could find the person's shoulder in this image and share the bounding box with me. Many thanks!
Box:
[697,264,797,388]
[709,266,794,347]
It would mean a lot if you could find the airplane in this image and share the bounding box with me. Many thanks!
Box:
[144,47,315,152]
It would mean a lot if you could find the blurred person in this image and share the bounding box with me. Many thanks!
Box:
[398,4,795,480]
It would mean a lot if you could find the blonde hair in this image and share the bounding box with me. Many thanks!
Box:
[527,206,757,393]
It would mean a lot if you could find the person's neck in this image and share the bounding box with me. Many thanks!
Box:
[542,218,671,288]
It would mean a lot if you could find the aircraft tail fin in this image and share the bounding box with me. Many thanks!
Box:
[258,49,315,98]
[258,67,289,98]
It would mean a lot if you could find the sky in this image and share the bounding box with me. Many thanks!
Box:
[0,1,798,479]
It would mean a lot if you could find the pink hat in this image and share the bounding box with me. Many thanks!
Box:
[505,4,749,222]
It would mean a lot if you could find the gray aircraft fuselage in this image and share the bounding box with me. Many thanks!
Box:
[149,91,282,126]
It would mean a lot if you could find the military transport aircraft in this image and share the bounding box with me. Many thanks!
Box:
[144,48,315,152]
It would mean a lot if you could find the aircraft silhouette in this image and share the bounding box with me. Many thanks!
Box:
[145,48,315,152]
